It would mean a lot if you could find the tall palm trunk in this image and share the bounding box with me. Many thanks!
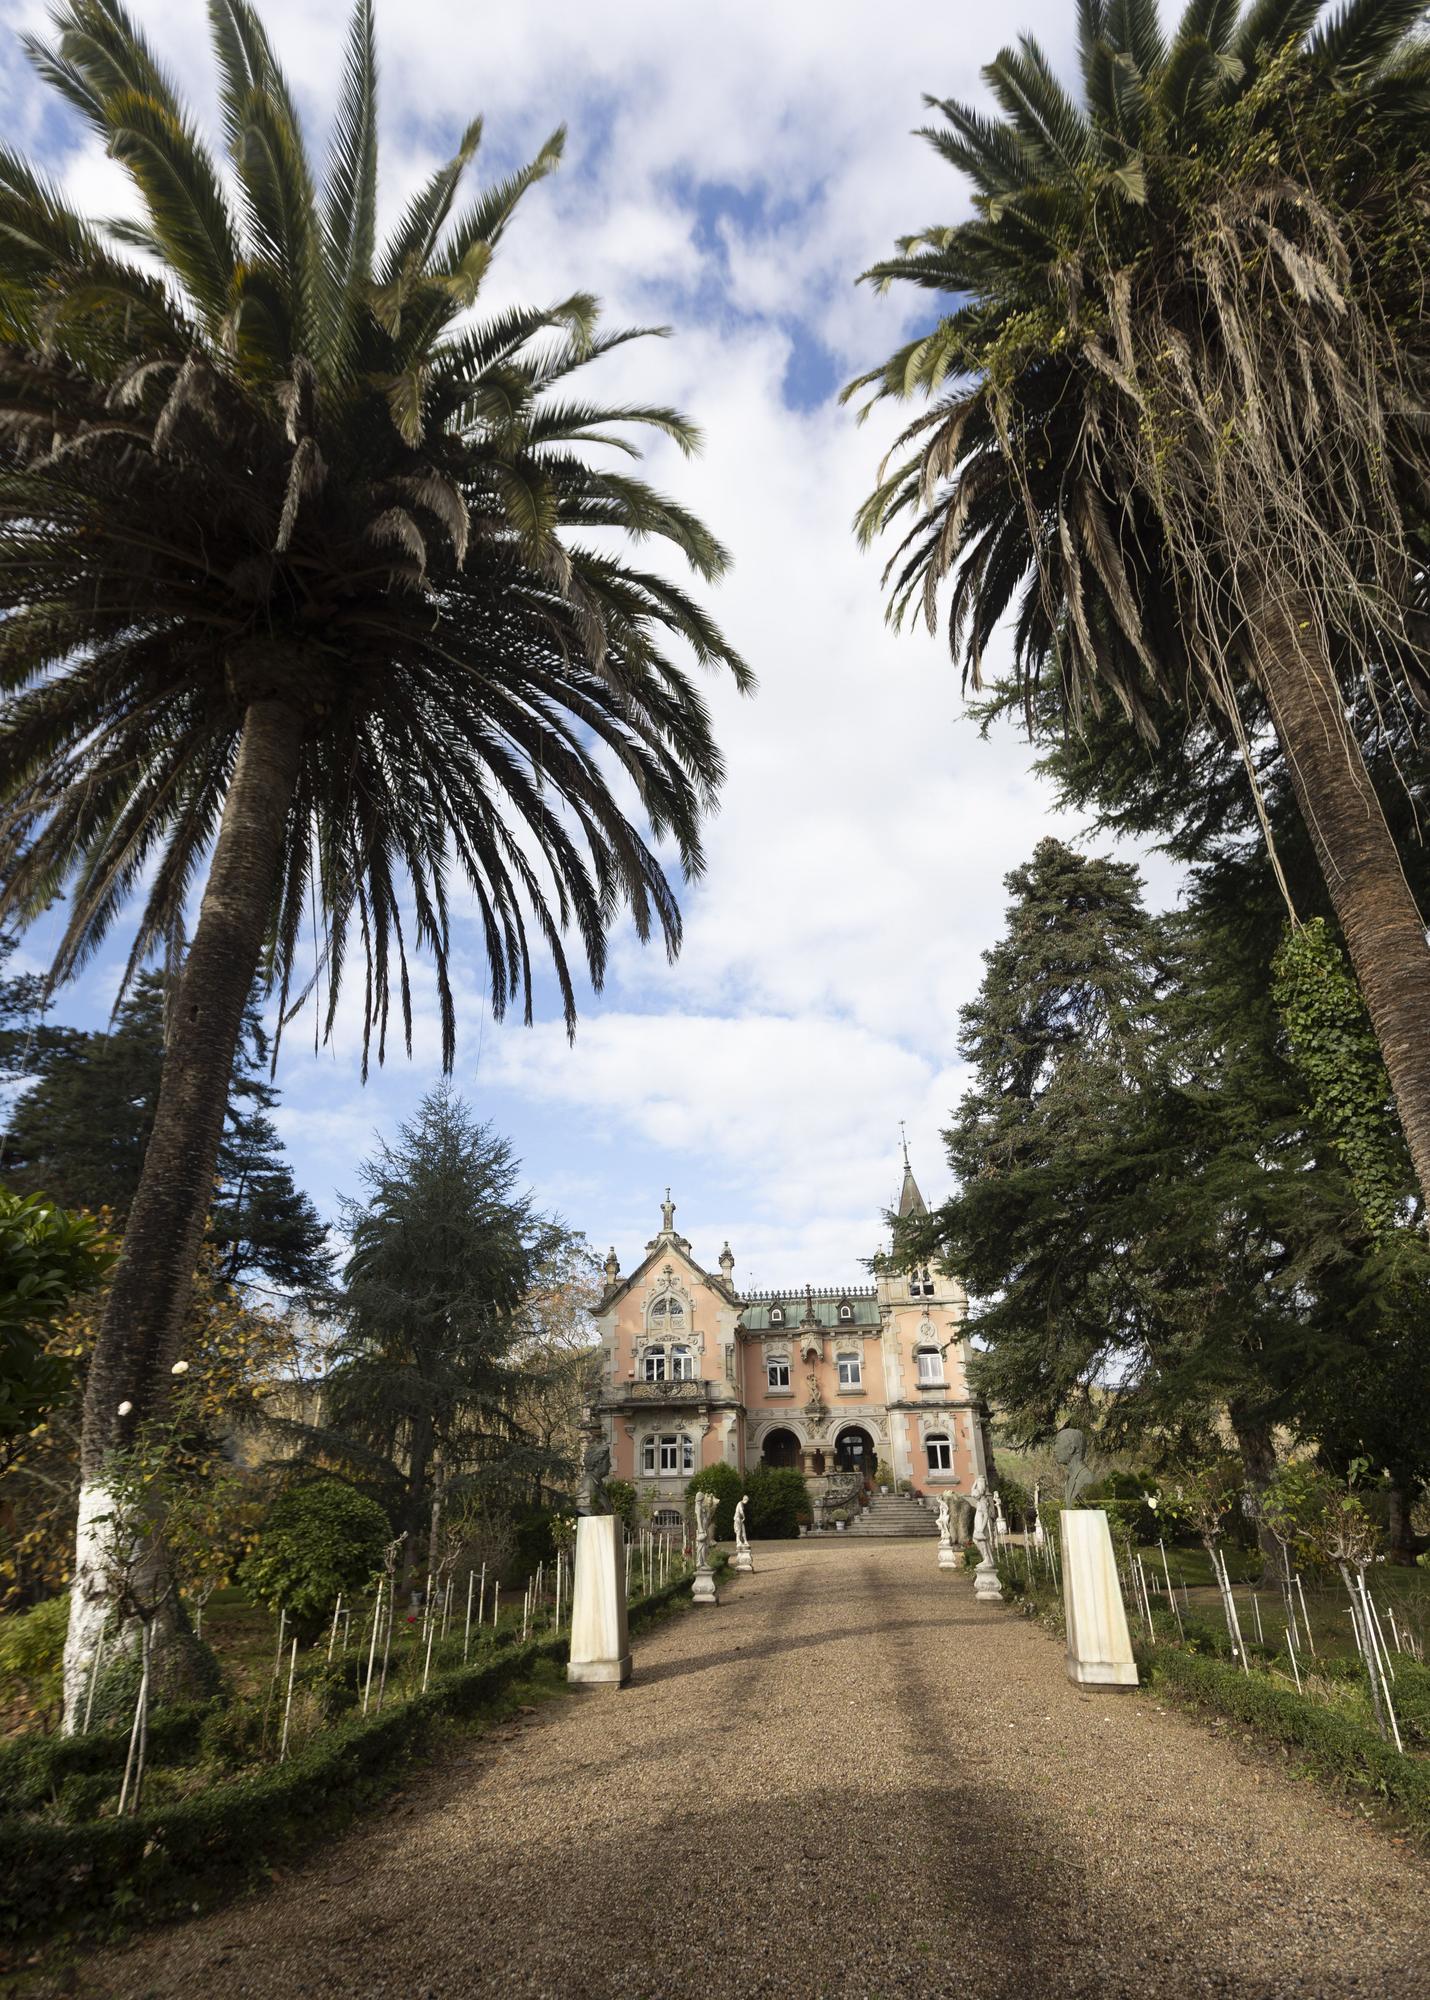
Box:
[62,697,305,1729]
[1248,588,1430,1217]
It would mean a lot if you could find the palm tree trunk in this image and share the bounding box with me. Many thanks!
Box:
[1248,587,1430,1216]
[63,697,305,1729]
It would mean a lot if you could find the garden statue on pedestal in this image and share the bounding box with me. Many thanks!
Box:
[1054,1427,1095,1508]
[970,1475,1003,1601]
[578,1436,611,1516]
[935,1491,957,1571]
[733,1493,754,1574]
[692,1489,718,1604]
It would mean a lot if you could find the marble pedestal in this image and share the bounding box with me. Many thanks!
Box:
[567,1515,631,1686]
[1060,1508,1138,1689]
[974,1557,1003,1601]
[937,1541,957,1571]
[733,1548,754,1574]
[692,1562,718,1604]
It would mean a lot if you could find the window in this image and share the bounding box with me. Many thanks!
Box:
[643,1347,666,1382]
[767,1359,790,1390]
[769,1306,784,1326]
[913,1267,934,1298]
[838,1304,852,1322]
[643,1433,692,1474]
[671,1345,695,1381]
[837,1353,861,1390]
[654,1508,682,1531]
[925,1433,952,1473]
[661,1433,694,1474]
[916,1346,944,1387]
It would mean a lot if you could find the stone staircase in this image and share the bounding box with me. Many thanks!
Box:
[846,1492,939,1538]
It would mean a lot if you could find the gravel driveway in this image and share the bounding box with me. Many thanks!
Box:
[68,1539,1430,2000]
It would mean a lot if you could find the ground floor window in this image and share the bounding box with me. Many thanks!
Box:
[641,1432,694,1474]
[925,1433,952,1473]
[654,1508,683,1531]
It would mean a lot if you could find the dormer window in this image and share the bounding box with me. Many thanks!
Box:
[769,1306,784,1326]
[838,1303,852,1322]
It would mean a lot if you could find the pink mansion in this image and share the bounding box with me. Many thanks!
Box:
[588,1162,993,1527]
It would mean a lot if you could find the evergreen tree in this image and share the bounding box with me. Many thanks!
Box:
[301,1089,571,1585]
[1,971,329,1292]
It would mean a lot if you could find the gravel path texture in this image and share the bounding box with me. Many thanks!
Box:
[67,1539,1430,2000]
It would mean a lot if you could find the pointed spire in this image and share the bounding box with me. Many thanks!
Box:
[897,1138,928,1220]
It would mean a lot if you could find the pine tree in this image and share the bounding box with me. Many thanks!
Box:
[1,972,329,1292]
[296,1088,571,1585]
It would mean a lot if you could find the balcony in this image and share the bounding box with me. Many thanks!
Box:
[596,1376,742,1411]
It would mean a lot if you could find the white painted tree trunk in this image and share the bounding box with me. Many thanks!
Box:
[62,1479,125,1733]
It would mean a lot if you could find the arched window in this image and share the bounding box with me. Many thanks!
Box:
[670,1345,695,1381]
[838,1303,852,1322]
[769,1306,784,1326]
[643,1347,666,1382]
[925,1432,952,1473]
[916,1346,944,1387]
[653,1508,682,1531]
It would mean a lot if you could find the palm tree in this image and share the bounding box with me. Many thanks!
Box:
[848,0,1430,1209]
[0,0,749,1724]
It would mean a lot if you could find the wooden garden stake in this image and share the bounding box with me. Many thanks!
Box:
[479,1562,487,1625]
[442,1575,454,1638]
[493,1581,500,1634]
[1158,1541,1183,1640]
[362,1591,381,1714]
[327,1595,344,1662]
[1295,1573,1316,1655]
[83,1621,107,1734]
[279,1636,299,1762]
[1250,1591,1264,1645]
[555,1552,563,1630]
[262,1607,287,1744]
[117,1625,151,1816]
[464,1569,476,1663]
[422,1609,436,1692]
[376,1575,396,1714]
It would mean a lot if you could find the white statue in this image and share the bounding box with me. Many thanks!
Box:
[935,1492,952,1543]
[693,1489,717,1570]
[970,1475,996,1570]
[733,1494,750,1551]
[994,1492,1008,1539]
[1033,1482,1046,1548]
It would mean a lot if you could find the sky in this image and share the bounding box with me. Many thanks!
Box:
[0,0,1187,1290]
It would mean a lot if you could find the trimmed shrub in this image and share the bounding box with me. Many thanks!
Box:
[746,1466,809,1539]
[239,1480,390,1645]
[683,1463,743,1541]
[604,1479,638,1531]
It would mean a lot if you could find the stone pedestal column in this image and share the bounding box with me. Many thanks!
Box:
[733,1547,754,1574]
[692,1562,719,1604]
[937,1537,957,1572]
[1060,1509,1138,1689]
[567,1515,631,1686]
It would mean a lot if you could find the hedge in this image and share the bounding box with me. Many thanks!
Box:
[1141,1644,1430,1840]
[0,1563,710,1941]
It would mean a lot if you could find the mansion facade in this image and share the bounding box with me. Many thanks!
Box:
[587,1164,992,1526]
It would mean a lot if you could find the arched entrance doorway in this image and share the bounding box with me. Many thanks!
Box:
[762,1427,801,1470]
[834,1426,875,1478]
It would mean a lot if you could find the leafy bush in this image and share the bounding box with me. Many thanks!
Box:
[872,1460,895,1488]
[239,1481,389,1644]
[684,1463,743,1540]
[512,1507,557,1577]
[0,1596,68,1729]
[746,1466,809,1539]
[604,1480,638,1531]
